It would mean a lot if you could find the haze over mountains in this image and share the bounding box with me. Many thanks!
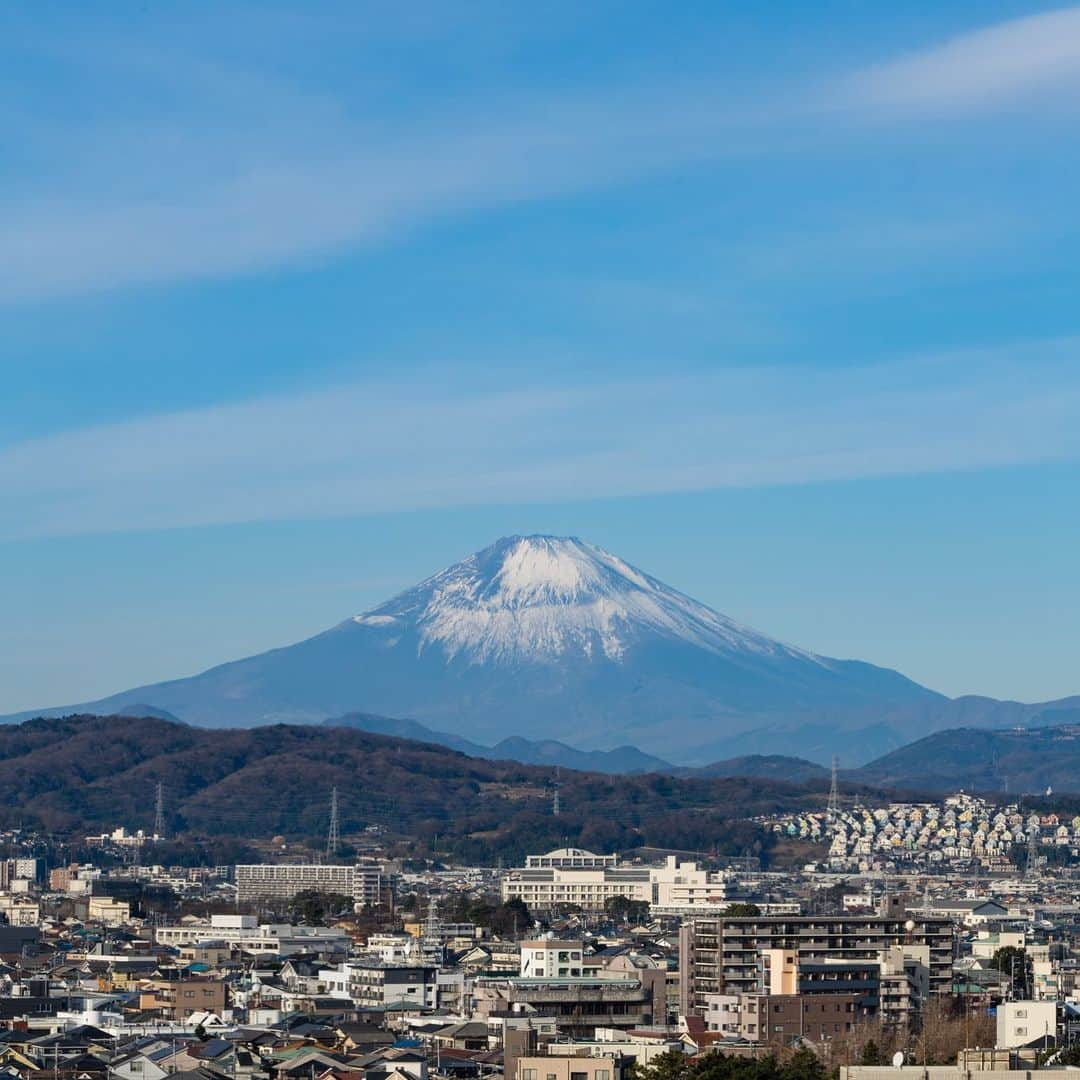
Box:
[7,535,1078,765]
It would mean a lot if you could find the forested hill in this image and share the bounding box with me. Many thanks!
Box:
[0,714,827,864]
[855,724,1080,794]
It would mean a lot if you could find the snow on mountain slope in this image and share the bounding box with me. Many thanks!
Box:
[2,534,955,762]
[356,535,822,666]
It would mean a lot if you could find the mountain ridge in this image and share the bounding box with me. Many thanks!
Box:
[0,713,821,863]
[4,534,1073,765]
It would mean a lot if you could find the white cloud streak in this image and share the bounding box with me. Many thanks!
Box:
[3,341,1079,540]
[4,8,1080,303]
[840,6,1080,112]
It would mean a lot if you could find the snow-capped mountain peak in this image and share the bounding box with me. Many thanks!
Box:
[353,534,819,666]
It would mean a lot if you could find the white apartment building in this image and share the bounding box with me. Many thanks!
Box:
[997,1000,1056,1048]
[235,862,382,907]
[155,913,349,956]
[520,936,584,977]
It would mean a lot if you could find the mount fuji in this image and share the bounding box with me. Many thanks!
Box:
[7,534,989,763]
[13,534,1080,765]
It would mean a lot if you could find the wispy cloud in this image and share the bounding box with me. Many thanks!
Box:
[3,341,1079,540]
[839,6,1080,112]
[0,79,769,304]
[5,7,1078,304]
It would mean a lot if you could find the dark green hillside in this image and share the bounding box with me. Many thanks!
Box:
[0,714,829,864]
[693,754,829,783]
[856,724,1080,794]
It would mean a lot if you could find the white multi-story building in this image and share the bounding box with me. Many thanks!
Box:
[997,1000,1057,1048]
[155,913,350,956]
[502,851,747,914]
[235,862,382,907]
[520,936,584,977]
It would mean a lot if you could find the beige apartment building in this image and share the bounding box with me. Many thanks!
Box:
[516,1056,632,1080]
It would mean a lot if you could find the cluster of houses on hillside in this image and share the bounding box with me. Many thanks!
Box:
[764,793,1080,872]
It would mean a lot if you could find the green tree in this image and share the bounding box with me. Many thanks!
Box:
[859,1041,883,1066]
[636,1050,690,1080]
[1057,1045,1080,1067]
[779,1049,827,1080]
[287,889,354,925]
[605,895,651,923]
[990,946,1032,998]
[721,903,762,917]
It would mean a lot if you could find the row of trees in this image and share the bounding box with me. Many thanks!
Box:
[632,1048,828,1080]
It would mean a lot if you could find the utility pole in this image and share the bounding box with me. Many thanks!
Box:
[327,786,340,858]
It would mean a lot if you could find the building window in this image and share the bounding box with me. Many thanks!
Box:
[523,1070,537,1080]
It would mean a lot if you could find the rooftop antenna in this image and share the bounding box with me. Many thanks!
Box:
[153,781,166,840]
[827,756,841,821]
[553,767,561,817]
[327,786,340,857]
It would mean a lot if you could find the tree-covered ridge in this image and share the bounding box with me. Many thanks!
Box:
[0,714,825,863]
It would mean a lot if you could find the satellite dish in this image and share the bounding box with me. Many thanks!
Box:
[892,1052,905,1068]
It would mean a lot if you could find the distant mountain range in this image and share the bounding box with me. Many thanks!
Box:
[855,723,1080,795]
[327,712,1080,796]
[6,534,1078,765]
[325,712,673,774]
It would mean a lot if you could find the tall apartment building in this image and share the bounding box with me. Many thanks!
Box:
[235,862,382,907]
[679,909,954,1017]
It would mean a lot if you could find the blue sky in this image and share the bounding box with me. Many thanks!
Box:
[3,2,1080,711]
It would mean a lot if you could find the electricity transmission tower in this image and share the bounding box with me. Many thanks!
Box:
[326,786,340,857]
[153,781,166,839]
[552,766,561,816]
[827,755,841,820]
[1025,828,1040,880]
